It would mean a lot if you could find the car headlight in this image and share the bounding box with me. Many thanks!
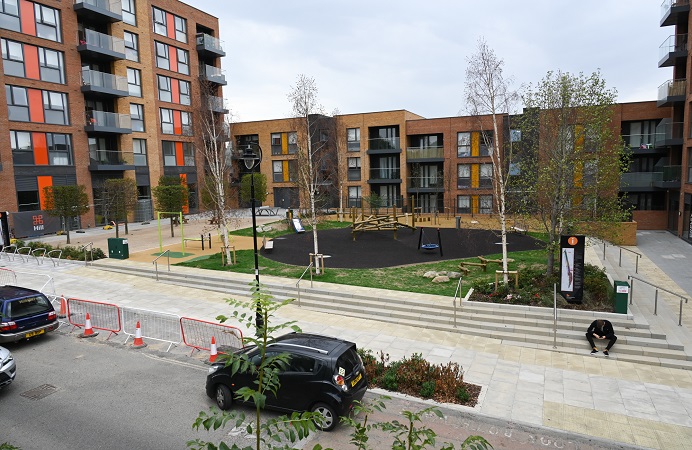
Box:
[208,365,221,375]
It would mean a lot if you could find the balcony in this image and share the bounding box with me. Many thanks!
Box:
[661,0,690,26]
[368,167,401,184]
[85,111,132,134]
[81,68,128,97]
[620,172,657,191]
[200,64,226,85]
[407,177,444,193]
[196,33,225,58]
[89,148,135,171]
[366,137,401,155]
[406,147,444,161]
[652,165,682,188]
[657,79,686,106]
[207,95,229,114]
[654,119,683,146]
[659,34,688,67]
[73,0,122,23]
[77,29,125,61]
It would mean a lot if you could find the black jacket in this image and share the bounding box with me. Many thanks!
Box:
[587,320,615,338]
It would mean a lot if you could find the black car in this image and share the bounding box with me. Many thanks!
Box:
[0,285,59,344]
[206,332,368,431]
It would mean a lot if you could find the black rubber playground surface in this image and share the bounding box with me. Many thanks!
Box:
[264,227,544,269]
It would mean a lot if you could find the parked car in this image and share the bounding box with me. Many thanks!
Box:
[206,332,368,431]
[0,345,16,389]
[0,286,59,344]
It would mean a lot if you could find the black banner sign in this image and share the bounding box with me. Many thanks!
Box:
[0,211,10,248]
[11,211,61,238]
[559,235,585,303]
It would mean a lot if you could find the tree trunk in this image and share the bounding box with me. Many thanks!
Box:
[170,218,175,238]
[124,219,129,235]
[65,216,71,245]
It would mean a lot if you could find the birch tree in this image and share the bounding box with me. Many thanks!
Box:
[464,38,518,284]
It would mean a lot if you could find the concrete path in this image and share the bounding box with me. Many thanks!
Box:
[4,224,692,449]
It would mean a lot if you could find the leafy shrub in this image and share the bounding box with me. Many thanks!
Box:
[11,239,105,261]
[382,366,399,391]
[456,386,470,402]
[419,381,436,398]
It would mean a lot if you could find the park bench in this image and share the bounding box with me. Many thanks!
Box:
[459,260,487,272]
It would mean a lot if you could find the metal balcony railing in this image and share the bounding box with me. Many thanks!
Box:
[89,148,134,165]
[369,168,400,179]
[74,0,122,15]
[81,68,127,91]
[406,147,444,159]
[368,137,400,150]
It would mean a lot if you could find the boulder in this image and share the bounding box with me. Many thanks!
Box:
[431,276,450,283]
[447,271,462,279]
[423,271,438,278]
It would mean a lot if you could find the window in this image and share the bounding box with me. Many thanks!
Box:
[457,195,470,214]
[10,130,32,164]
[287,131,297,154]
[348,186,361,207]
[179,80,190,105]
[157,75,172,102]
[130,103,144,132]
[174,16,187,42]
[155,42,169,70]
[17,190,40,212]
[181,111,192,136]
[182,142,194,166]
[122,0,136,25]
[510,129,522,142]
[43,91,68,125]
[34,3,61,42]
[272,161,283,182]
[0,0,20,32]
[162,141,176,166]
[152,7,167,35]
[133,138,147,166]
[6,85,29,121]
[347,157,361,181]
[38,47,64,83]
[127,68,142,97]
[480,132,493,156]
[286,355,317,373]
[1,38,23,77]
[160,108,173,134]
[457,164,471,188]
[457,132,471,157]
[124,31,139,62]
[347,128,360,151]
[480,163,493,188]
[479,195,493,214]
[47,133,72,165]
[271,133,282,155]
[176,48,189,75]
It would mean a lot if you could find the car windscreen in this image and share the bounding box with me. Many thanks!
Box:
[6,295,53,320]
[335,346,360,377]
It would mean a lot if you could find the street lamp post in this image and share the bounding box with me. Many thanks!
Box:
[242,143,263,331]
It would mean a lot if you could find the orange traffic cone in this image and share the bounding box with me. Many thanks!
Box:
[132,321,147,348]
[58,295,67,319]
[209,336,218,363]
[79,312,98,338]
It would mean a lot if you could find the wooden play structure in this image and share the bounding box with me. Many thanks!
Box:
[459,256,515,273]
[350,205,416,240]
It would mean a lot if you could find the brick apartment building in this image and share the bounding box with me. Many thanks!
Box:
[0,0,225,237]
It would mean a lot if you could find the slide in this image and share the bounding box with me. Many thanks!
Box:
[292,218,306,234]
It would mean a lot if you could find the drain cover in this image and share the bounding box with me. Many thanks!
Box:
[20,384,58,400]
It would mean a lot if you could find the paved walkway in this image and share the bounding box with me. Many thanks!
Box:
[5,223,692,449]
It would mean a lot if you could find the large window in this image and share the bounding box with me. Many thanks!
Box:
[162,141,176,166]
[457,164,471,188]
[179,80,190,105]
[347,157,361,181]
[155,42,169,70]
[38,47,64,83]
[1,38,23,77]
[480,131,493,156]
[457,132,471,157]
[347,128,360,151]
[480,163,493,188]
[2,39,65,83]
[133,138,147,166]
[479,195,493,214]
[47,133,72,165]
[34,3,60,42]
[272,160,297,182]
[124,31,139,62]
[42,91,68,125]
[457,195,470,214]
[623,120,658,149]
[162,141,194,166]
[122,0,136,25]
[6,85,28,121]
[0,0,20,32]
[174,16,187,42]
[11,131,72,165]
[176,48,189,75]
[130,103,144,132]
[348,186,361,207]
[181,111,192,136]
[10,130,32,164]
[157,75,172,102]
[127,68,142,97]
[152,6,167,35]
[160,108,173,134]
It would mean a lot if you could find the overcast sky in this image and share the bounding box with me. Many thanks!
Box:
[186,1,672,122]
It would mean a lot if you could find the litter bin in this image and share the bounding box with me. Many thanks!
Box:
[455,216,461,229]
[108,237,129,260]
[613,280,629,314]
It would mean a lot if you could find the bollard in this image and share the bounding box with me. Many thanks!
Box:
[201,234,205,250]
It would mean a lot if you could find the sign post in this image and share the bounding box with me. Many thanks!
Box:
[559,235,585,303]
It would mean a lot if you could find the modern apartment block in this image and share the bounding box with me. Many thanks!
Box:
[658,0,692,242]
[0,0,225,237]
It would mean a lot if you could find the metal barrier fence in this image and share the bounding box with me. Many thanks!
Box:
[121,306,182,351]
[0,267,17,285]
[180,317,243,354]
[67,298,122,339]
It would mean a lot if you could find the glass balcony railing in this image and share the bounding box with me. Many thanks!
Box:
[207,95,228,112]
[659,34,687,61]
[369,168,400,179]
[658,79,686,102]
[200,64,226,84]
[196,33,225,55]
[660,165,682,182]
[89,148,133,165]
[74,0,122,15]
[622,133,666,149]
[408,177,444,189]
[655,120,683,143]
[620,172,657,189]
[661,0,690,25]
[80,28,125,54]
[81,68,127,92]
[368,137,400,150]
[86,110,131,129]
[406,147,444,159]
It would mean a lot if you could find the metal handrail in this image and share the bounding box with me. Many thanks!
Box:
[597,238,641,273]
[1,244,17,261]
[628,274,689,326]
[296,263,314,307]
[153,250,170,281]
[31,248,47,265]
[452,277,463,328]
[78,242,93,266]
[47,249,63,267]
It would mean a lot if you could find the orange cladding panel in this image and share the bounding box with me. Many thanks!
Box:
[175,141,184,166]
[20,0,36,36]
[28,89,44,123]
[173,110,182,135]
[33,132,48,165]
[37,176,52,210]
[23,45,40,80]
[167,13,175,39]
[171,79,180,103]
[169,46,178,73]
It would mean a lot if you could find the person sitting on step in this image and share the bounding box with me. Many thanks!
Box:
[586,319,617,356]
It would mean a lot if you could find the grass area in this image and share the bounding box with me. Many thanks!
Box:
[229,219,348,239]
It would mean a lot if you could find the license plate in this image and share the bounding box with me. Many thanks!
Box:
[350,372,362,387]
[25,329,45,338]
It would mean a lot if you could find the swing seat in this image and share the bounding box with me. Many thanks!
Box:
[421,243,439,251]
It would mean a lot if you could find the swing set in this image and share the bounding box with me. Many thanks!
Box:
[417,227,443,256]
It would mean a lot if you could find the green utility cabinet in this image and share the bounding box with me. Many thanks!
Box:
[613,280,629,314]
[108,237,129,259]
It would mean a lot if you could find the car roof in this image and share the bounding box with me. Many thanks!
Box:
[272,333,354,355]
[0,285,43,301]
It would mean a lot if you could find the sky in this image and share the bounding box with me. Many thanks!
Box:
[186,1,672,122]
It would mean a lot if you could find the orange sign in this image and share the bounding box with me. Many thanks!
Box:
[567,236,578,246]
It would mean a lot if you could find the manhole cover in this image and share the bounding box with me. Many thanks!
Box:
[20,384,58,400]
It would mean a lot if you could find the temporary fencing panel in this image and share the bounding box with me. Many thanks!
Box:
[67,298,121,339]
[0,268,17,285]
[121,306,182,352]
[180,317,243,354]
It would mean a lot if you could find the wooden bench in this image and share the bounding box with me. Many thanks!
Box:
[459,261,487,272]
[262,236,274,253]
[478,256,515,265]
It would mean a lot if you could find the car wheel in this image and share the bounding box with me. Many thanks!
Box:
[215,384,232,410]
[311,402,337,431]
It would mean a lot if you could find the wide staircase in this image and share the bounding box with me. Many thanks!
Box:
[90,258,692,371]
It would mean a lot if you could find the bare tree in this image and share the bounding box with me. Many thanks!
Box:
[102,178,137,238]
[464,38,518,284]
